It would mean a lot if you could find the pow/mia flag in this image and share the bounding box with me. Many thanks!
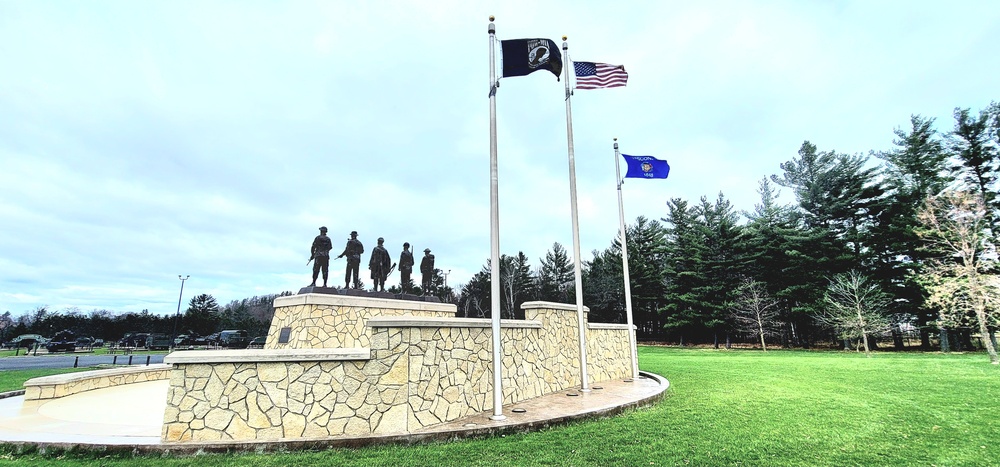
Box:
[501,38,562,80]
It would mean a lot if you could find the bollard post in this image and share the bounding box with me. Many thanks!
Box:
[128,355,133,365]
[113,355,118,365]
[146,355,150,366]
[74,356,79,368]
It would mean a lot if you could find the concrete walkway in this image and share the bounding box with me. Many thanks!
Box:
[0,372,668,453]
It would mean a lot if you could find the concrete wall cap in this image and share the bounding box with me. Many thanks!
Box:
[520,301,590,312]
[23,364,172,387]
[587,323,632,330]
[274,293,457,313]
[164,348,370,364]
[366,316,541,329]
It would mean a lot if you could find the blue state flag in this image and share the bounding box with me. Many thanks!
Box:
[622,154,669,179]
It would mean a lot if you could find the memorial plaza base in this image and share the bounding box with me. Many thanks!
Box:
[1,294,668,451]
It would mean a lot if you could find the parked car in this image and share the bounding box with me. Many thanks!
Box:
[45,330,76,353]
[92,338,105,347]
[145,333,172,350]
[4,334,46,349]
[219,330,250,349]
[247,336,266,349]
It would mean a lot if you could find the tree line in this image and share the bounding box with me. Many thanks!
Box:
[455,102,1000,362]
[0,293,291,344]
[0,267,458,345]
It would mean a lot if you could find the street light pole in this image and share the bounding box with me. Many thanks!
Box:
[171,275,189,349]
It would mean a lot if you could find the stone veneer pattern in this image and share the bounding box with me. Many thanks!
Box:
[585,322,633,382]
[265,295,455,350]
[162,300,633,442]
[24,365,172,401]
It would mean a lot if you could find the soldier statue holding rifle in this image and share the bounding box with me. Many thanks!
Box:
[308,226,332,288]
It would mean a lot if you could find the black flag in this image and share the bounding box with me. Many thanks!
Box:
[501,38,562,80]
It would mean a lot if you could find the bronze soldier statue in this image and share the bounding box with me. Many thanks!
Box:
[420,248,435,294]
[336,231,364,289]
[309,226,333,287]
[369,237,392,292]
[399,242,414,293]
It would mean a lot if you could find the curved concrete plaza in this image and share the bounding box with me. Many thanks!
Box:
[0,371,668,453]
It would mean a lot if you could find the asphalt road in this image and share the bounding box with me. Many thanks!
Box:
[0,353,166,371]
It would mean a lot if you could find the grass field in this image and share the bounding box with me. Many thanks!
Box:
[0,347,997,466]
[0,367,100,393]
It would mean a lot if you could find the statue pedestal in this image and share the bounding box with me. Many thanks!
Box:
[294,287,441,302]
[297,286,339,295]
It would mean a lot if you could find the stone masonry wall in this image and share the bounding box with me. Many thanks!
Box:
[162,348,408,442]
[162,299,632,442]
[265,294,455,350]
[585,322,633,383]
[25,365,172,401]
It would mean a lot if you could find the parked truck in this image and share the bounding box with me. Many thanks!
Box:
[145,333,173,350]
[219,330,250,349]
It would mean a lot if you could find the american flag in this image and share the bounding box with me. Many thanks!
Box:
[573,61,628,90]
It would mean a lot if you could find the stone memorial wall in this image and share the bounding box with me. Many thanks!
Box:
[161,297,633,443]
[264,294,455,350]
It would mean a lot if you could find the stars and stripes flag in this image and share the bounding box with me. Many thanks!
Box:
[572,61,628,89]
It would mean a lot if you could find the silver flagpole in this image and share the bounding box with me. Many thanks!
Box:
[561,37,590,392]
[614,138,639,379]
[487,16,506,421]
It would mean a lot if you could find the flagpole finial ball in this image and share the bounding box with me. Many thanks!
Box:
[562,35,567,41]
[489,15,494,21]
[614,137,618,141]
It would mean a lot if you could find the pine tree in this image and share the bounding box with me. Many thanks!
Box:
[612,216,668,339]
[582,248,624,324]
[696,193,746,347]
[949,106,1000,235]
[184,294,220,336]
[661,199,707,345]
[872,115,952,348]
[536,243,574,303]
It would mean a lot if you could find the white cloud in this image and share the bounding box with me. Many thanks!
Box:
[0,0,998,315]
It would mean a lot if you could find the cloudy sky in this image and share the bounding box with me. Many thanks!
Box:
[1,1,998,317]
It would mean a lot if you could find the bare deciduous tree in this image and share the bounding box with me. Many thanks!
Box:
[817,271,892,358]
[917,190,1000,364]
[729,278,781,351]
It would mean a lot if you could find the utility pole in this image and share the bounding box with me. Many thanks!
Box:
[171,275,189,349]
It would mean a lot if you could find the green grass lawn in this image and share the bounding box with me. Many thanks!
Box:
[0,347,997,466]
[0,367,100,393]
